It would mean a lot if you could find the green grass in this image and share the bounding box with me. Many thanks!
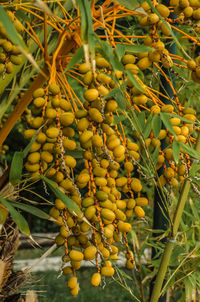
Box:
[15,246,64,260]
[20,268,137,302]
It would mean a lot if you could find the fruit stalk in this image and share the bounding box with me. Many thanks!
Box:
[0,34,78,148]
[150,1,177,300]
[150,132,200,302]
[0,65,49,148]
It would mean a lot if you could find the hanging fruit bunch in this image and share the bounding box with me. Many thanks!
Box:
[0,11,23,78]
[21,0,200,295]
[23,70,149,295]
[0,0,199,297]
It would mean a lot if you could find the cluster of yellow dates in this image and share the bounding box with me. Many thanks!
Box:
[139,0,200,82]
[23,73,148,295]
[22,40,200,293]
[0,11,23,77]
[21,0,200,296]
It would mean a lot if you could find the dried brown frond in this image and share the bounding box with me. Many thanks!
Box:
[25,290,38,302]
[0,218,28,302]
[0,218,19,292]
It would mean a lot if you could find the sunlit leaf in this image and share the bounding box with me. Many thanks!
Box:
[160,112,176,136]
[113,0,139,10]
[113,114,127,125]
[153,114,162,139]
[144,113,153,139]
[65,46,84,71]
[172,141,180,164]
[0,6,26,49]
[41,176,82,217]
[179,142,200,160]
[115,44,153,60]
[189,164,200,178]
[10,126,44,185]
[137,111,146,131]
[97,40,123,71]
[125,70,144,93]
[0,196,30,236]
[167,113,195,124]
[9,152,24,185]
[104,87,126,110]
[9,200,50,220]
[152,145,160,166]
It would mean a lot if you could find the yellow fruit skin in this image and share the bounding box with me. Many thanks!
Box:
[84,206,96,220]
[24,129,36,139]
[116,177,127,187]
[96,57,110,68]
[124,162,134,172]
[67,276,78,289]
[161,104,174,113]
[70,284,79,296]
[95,177,107,187]
[27,152,40,164]
[83,71,93,85]
[77,173,90,184]
[118,222,131,232]
[60,112,75,126]
[84,246,97,260]
[183,114,196,122]
[25,163,40,172]
[122,54,136,64]
[134,206,145,218]
[33,97,45,108]
[137,57,151,70]
[116,200,126,210]
[60,225,68,237]
[127,199,136,209]
[156,4,170,17]
[101,208,115,221]
[131,178,142,192]
[71,260,81,270]
[55,199,66,210]
[63,138,76,150]
[79,62,89,74]
[125,63,139,74]
[84,89,99,102]
[46,127,59,139]
[79,130,93,144]
[82,197,94,207]
[91,273,101,287]
[135,197,148,207]
[126,259,135,269]
[60,99,71,111]
[133,94,148,105]
[113,145,125,158]
[63,266,73,275]
[69,250,84,262]
[65,155,76,168]
[77,118,89,131]
[96,190,108,201]
[33,88,45,98]
[101,266,115,277]
[170,117,181,126]
[55,234,65,245]
[89,108,103,123]
[49,83,60,95]
[115,209,126,221]
[164,167,175,179]
[41,151,53,163]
